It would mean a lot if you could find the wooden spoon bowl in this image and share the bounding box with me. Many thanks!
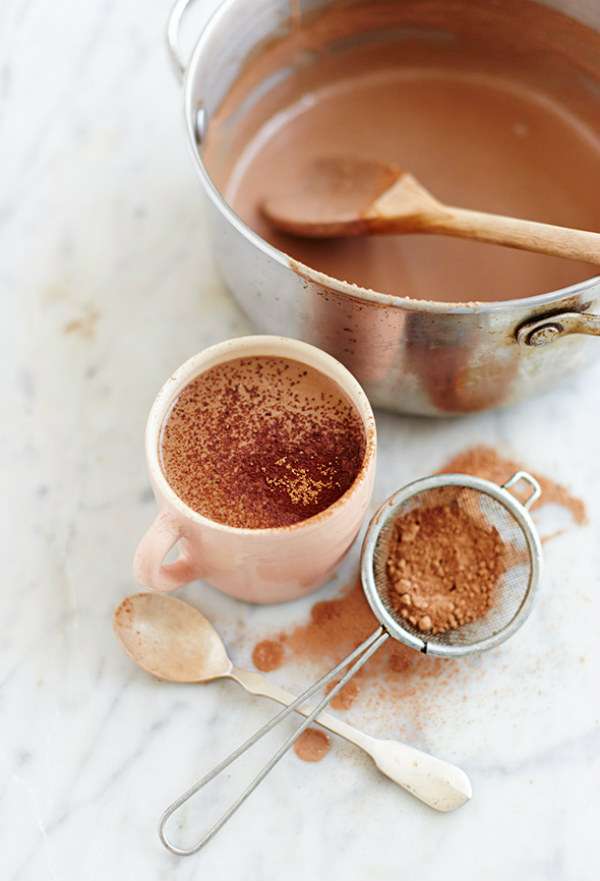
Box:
[262,156,600,264]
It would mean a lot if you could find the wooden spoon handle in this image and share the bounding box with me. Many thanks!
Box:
[429,206,600,264]
[230,667,471,812]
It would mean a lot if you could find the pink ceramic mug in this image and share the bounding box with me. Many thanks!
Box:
[133,335,376,603]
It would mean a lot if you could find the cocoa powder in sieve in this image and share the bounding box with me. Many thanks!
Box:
[385,494,506,635]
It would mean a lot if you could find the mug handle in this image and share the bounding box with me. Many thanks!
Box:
[133,510,197,592]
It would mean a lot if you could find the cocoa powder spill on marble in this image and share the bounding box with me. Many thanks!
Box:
[439,445,587,530]
[252,640,284,672]
[251,445,586,712]
[293,728,331,763]
[252,578,449,712]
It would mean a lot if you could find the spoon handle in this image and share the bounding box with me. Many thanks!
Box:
[426,206,600,264]
[230,666,471,812]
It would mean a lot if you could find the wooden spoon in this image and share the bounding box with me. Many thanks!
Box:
[262,156,600,264]
[114,592,472,812]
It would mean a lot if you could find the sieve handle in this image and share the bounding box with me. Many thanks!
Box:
[159,627,388,856]
[502,471,542,509]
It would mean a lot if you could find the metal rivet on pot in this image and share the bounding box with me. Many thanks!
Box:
[526,324,562,346]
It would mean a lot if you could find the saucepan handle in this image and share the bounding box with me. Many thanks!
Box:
[516,310,600,347]
[166,0,198,81]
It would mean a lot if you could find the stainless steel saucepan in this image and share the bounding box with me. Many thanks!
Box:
[166,0,600,416]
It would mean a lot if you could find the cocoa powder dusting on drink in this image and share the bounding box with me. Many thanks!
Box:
[386,492,506,634]
[160,356,366,529]
[293,728,330,763]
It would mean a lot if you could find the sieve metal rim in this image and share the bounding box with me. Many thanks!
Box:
[360,472,543,658]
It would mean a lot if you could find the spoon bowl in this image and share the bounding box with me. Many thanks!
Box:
[114,593,232,683]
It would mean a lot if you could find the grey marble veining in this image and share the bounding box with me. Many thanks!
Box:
[2,0,600,879]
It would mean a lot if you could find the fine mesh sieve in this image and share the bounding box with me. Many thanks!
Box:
[159,470,543,856]
[362,471,543,657]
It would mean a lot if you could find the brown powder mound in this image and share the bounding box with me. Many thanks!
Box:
[293,728,330,763]
[386,496,506,634]
[439,445,587,528]
[252,640,285,672]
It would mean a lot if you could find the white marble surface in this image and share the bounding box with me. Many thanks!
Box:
[2,1,600,878]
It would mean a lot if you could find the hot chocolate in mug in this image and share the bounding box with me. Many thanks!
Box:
[134,335,376,603]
